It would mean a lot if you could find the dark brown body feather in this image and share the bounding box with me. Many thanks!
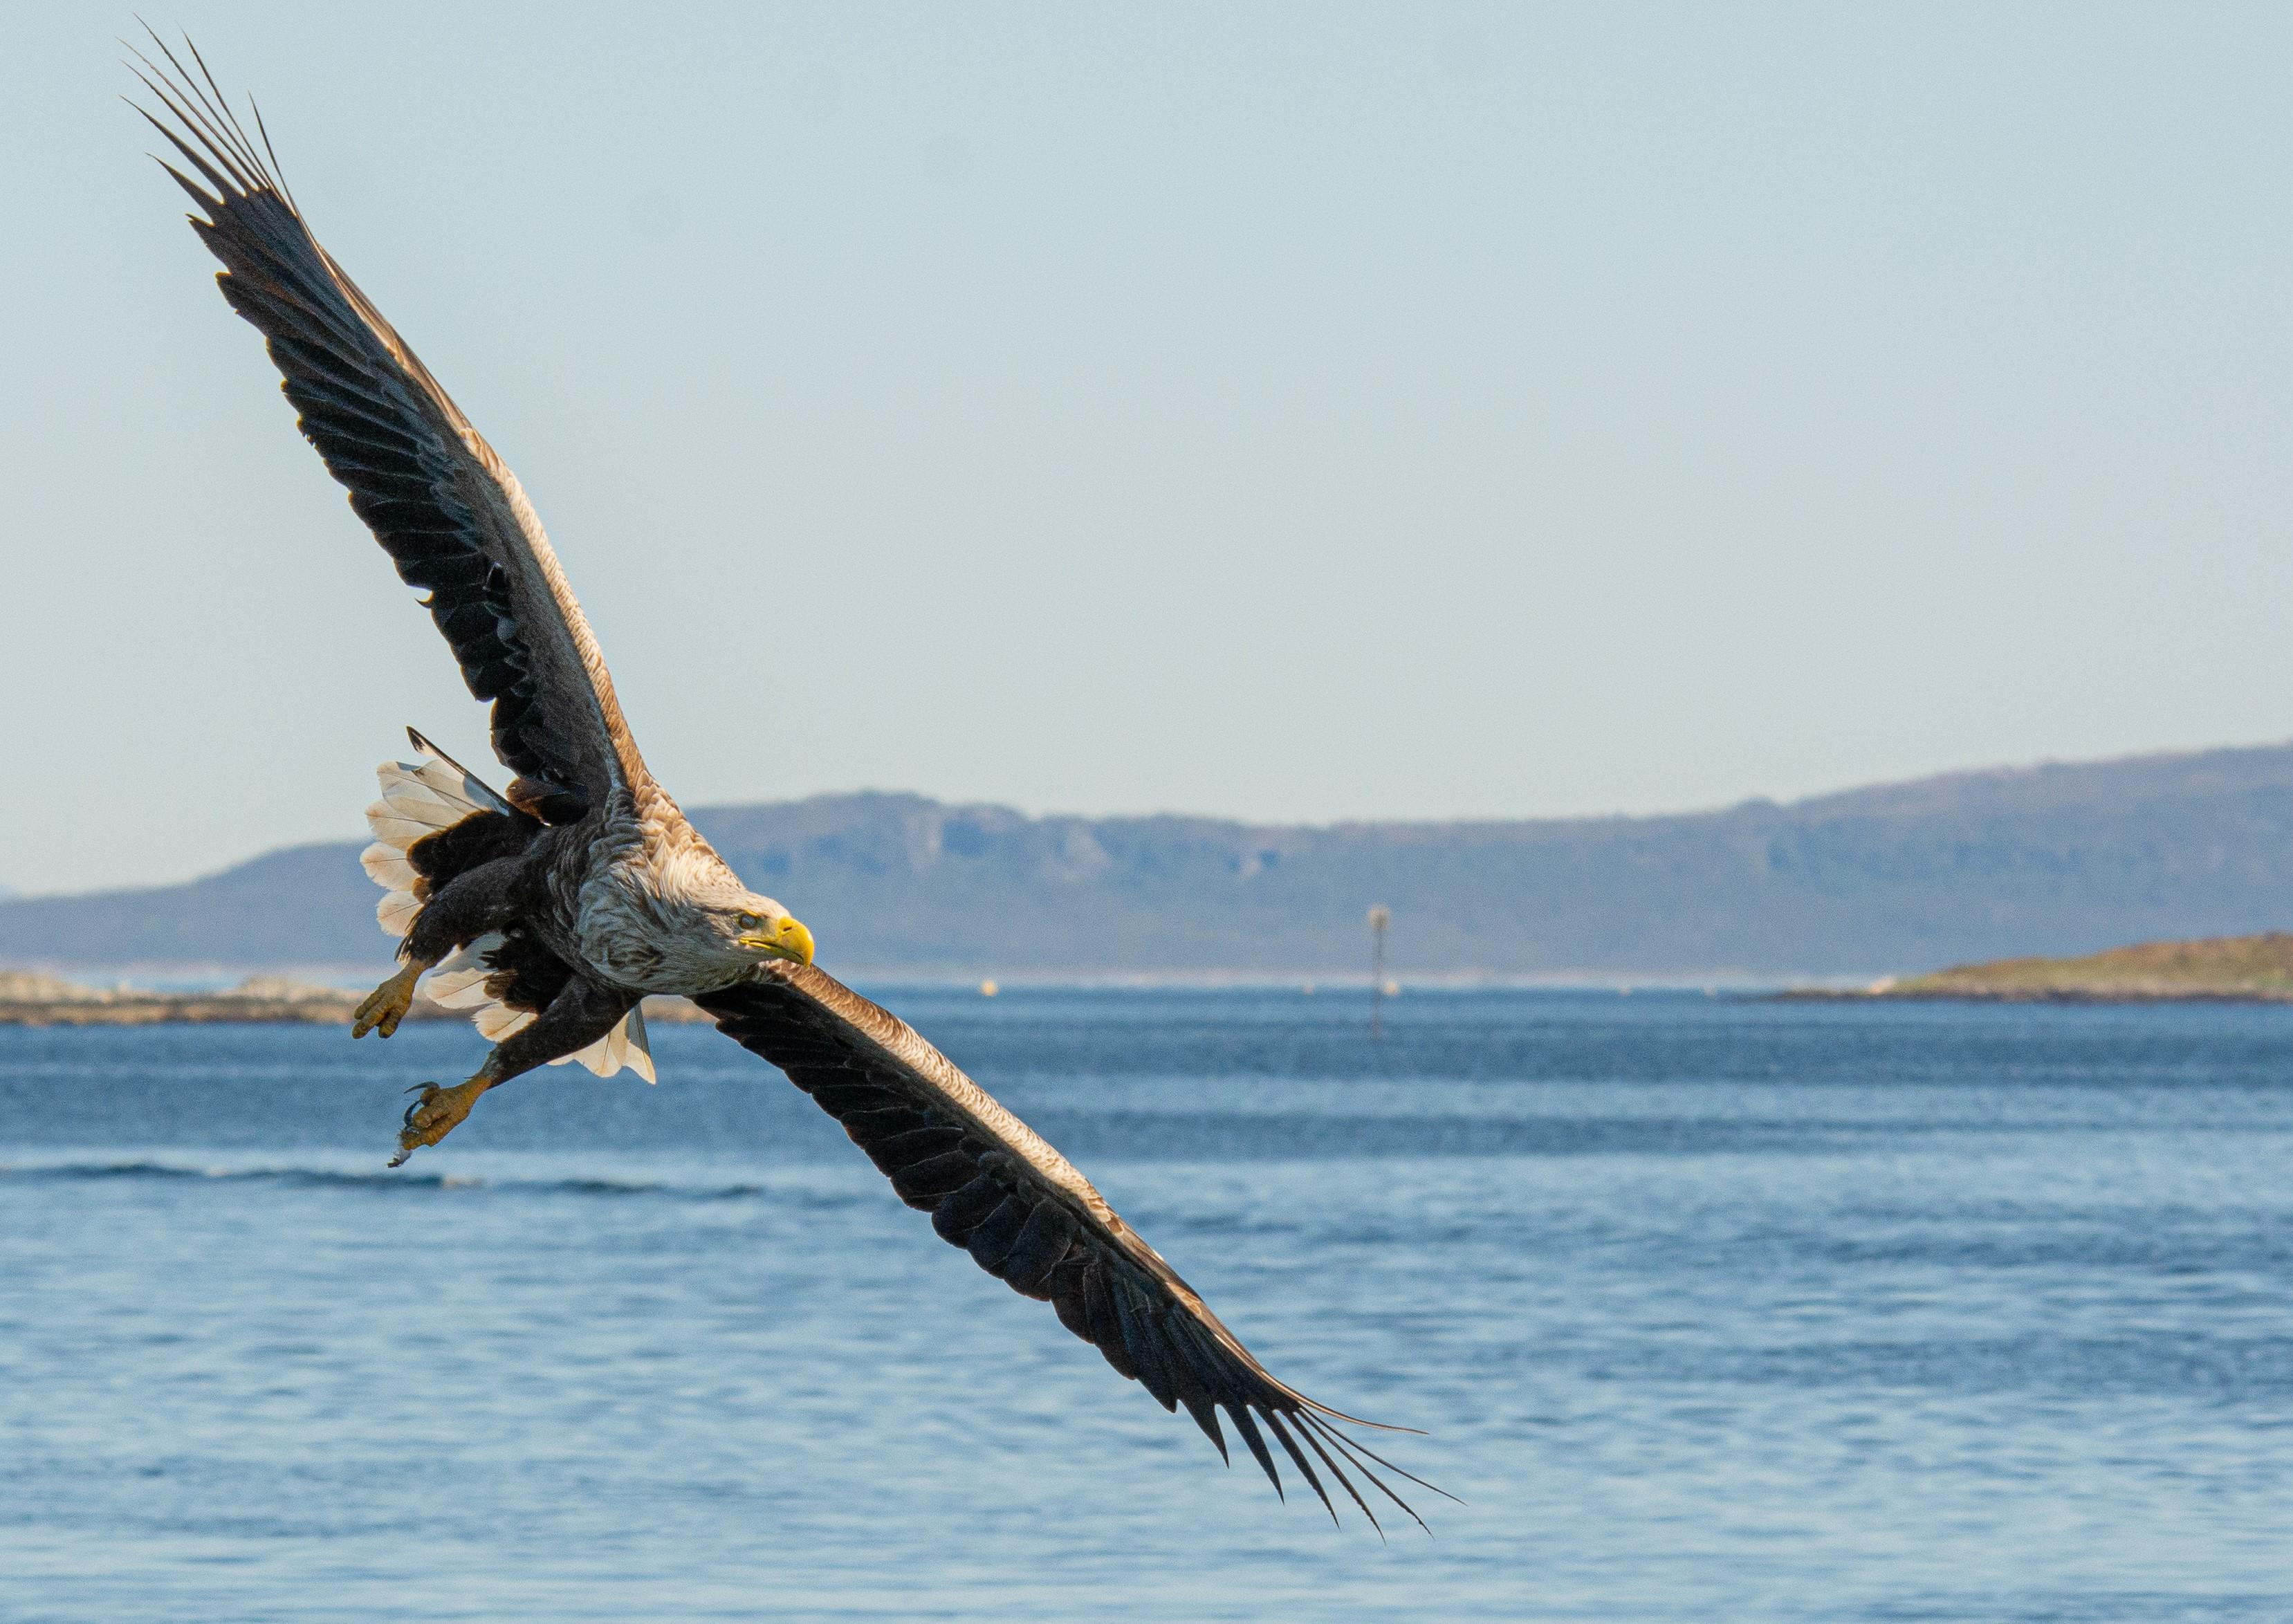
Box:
[395,804,571,1020]
[405,809,535,901]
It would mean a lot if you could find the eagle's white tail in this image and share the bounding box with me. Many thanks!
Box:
[361,749,506,939]
[360,735,656,1083]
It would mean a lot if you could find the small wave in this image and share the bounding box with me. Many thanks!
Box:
[0,1159,775,1201]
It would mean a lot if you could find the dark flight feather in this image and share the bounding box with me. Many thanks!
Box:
[131,32,645,818]
[694,963,1437,1528]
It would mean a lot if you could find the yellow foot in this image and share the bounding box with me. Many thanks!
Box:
[353,963,423,1040]
[390,1077,489,1168]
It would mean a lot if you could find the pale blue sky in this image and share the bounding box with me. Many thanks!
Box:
[5,3,2291,891]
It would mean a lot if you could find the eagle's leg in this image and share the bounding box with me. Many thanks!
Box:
[353,856,525,1040]
[391,972,638,1167]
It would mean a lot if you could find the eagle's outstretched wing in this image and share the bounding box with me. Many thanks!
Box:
[694,966,1442,1531]
[132,38,638,819]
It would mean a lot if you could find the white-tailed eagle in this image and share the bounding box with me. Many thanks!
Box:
[131,37,1435,1529]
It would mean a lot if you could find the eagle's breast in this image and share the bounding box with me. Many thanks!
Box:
[571,813,745,995]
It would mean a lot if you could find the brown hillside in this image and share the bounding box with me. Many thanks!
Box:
[1877,932,2293,1002]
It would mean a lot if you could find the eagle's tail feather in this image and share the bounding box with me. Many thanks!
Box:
[563,1000,655,1083]
[360,739,509,940]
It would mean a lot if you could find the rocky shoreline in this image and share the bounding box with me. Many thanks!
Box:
[0,970,707,1028]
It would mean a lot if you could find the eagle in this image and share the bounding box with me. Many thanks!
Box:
[131,40,1436,1529]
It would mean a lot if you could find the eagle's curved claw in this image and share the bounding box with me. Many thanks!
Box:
[390,1078,488,1167]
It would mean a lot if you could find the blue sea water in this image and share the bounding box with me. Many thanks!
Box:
[1,988,2290,1621]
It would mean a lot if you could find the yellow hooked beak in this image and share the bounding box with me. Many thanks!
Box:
[740,914,816,966]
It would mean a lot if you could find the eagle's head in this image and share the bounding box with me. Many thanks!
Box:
[686,876,814,968]
[726,894,814,967]
[647,848,816,984]
[697,889,813,970]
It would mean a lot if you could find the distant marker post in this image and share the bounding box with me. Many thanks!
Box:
[1367,905,1391,1040]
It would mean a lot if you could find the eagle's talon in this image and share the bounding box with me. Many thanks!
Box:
[392,1078,488,1165]
[353,963,423,1040]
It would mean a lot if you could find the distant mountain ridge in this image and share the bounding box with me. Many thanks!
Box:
[7,741,2293,978]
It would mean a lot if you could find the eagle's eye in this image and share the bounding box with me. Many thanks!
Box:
[737,912,761,931]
